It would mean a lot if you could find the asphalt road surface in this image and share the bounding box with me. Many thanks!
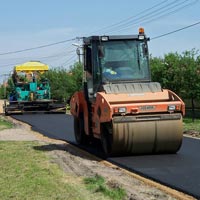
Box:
[13,114,200,199]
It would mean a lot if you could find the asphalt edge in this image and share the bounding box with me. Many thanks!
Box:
[3,114,197,200]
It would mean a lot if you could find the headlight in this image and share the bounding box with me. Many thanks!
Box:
[118,107,126,113]
[138,35,145,40]
[113,107,127,114]
[168,105,176,111]
[101,36,109,41]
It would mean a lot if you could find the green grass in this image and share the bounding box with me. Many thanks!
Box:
[0,117,13,130]
[183,117,200,132]
[84,175,126,200]
[0,141,111,200]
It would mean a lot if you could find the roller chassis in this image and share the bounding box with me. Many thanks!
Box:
[3,100,66,115]
[71,88,185,157]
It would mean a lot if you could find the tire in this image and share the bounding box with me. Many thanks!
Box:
[101,124,112,158]
[74,115,87,145]
[4,109,9,116]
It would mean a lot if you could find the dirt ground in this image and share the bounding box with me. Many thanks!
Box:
[0,100,4,114]
[0,100,196,200]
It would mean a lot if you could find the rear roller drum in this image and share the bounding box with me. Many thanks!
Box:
[101,123,113,158]
[74,114,88,145]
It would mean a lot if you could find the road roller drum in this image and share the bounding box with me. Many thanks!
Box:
[110,114,183,155]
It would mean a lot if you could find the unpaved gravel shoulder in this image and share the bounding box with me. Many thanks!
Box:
[0,115,194,200]
[184,131,200,139]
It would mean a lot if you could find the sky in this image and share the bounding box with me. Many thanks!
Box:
[0,0,199,82]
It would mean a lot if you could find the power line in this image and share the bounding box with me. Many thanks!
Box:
[34,49,75,61]
[89,0,169,34]
[104,0,183,33]
[105,0,197,34]
[0,48,75,64]
[139,0,198,27]
[0,38,76,56]
[0,44,76,67]
[152,20,200,40]
[89,0,196,35]
[0,52,77,69]
[1,20,199,68]
[60,54,77,67]
[0,0,198,63]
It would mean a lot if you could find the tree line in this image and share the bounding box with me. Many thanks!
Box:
[150,49,200,118]
[40,62,83,102]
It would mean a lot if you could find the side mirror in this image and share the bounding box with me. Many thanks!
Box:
[76,48,80,55]
[142,44,148,56]
[98,46,105,58]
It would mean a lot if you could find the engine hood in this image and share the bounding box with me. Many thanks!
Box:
[100,82,169,103]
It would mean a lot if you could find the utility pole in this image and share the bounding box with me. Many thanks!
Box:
[76,48,81,63]
[72,43,83,64]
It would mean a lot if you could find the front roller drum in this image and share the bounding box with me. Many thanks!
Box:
[102,114,183,156]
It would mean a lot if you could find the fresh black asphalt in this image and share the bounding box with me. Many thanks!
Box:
[13,114,200,199]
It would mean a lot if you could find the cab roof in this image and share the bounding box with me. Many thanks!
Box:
[83,34,148,44]
[14,61,49,74]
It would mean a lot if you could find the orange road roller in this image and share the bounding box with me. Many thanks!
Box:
[70,28,185,157]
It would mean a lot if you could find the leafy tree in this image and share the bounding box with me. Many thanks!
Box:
[150,55,166,85]
[180,49,200,120]
[67,62,83,97]
[150,52,183,95]
[150,49,200,120]
[0,85,5,99]
[1,78,15,99]
[7,78,15,94]
[41,62,83,102]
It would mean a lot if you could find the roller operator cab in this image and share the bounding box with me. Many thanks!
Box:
[70,28,185,157]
